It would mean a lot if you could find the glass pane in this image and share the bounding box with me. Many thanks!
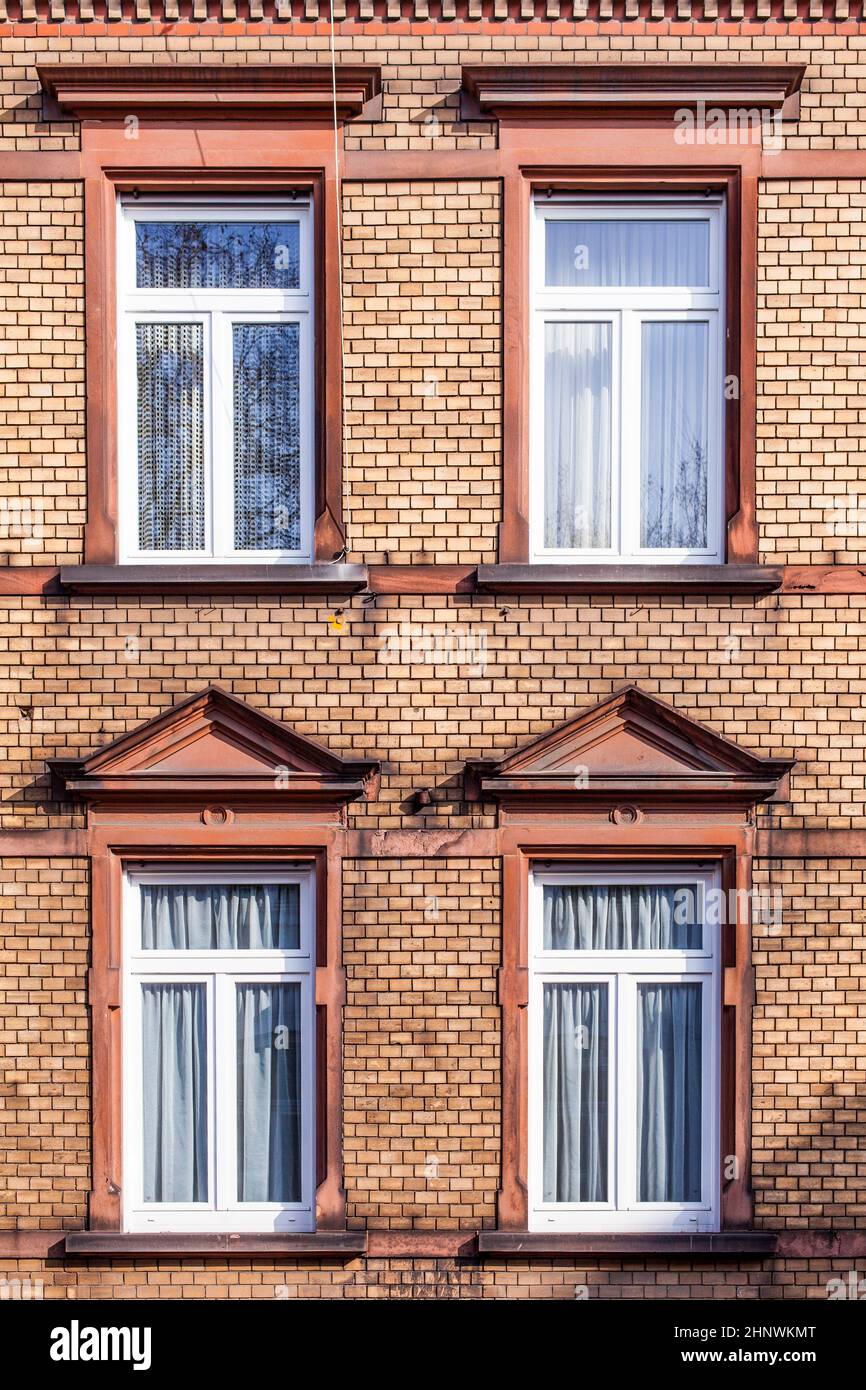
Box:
[142,983,207,1203]
[544,883,702,950]
[136,321,205,552]
[545,218,710,287]
[136,221,300,289]
[237,983,302,1203]
[637,983,703,1203]
[640,320,709,550]
[544,321,611,549]
[141,883,301,950]
[543,983,608,1202]
[233,323,301,552]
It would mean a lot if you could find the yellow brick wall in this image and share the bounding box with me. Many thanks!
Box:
[3,177,866,570]
[0,16,864,1302]
[343,857,500,1227]
[2,592,865,832]
[0,859,89,1232]
[752,858,866,1229]
[0,182,84,568]
[0,1253,860,1300]
[758,180,866,565]
[343,181,501,564]
[2,25,866,151]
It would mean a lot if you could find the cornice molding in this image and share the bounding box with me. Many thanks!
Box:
[7,2,864,23]
[461,63,807,121]
[37,63,382,122]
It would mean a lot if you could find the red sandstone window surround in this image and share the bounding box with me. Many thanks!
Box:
[462,62,805,594]
[51,685,379,1248]
[37,63,380,590]
[464,685,792,1249]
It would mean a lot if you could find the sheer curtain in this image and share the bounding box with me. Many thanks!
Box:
[236,983,302,1203]
[637,983,703,1202]
[543,982,608,1202]
[544,883,701,951]
[544,321,611,549]
[141,883,300,950]
[142,983,207,1203]
[545,218,709,288]
[640,321,709,550]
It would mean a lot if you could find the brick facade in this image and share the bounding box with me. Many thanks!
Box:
[0,10,864,1300]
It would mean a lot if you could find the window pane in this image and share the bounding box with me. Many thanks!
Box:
[543,983,608,1202]
[233,323,301,552]
[141,883,301,951]
[142,983,208,1203]
[640,320,709,550]
[545,218,710,288]
[136,221,300,290]
[237,983,302,1203]
[637,983,703,1203]
[544,321,611,549]
[544,883,702,950]
[136,321,205,552]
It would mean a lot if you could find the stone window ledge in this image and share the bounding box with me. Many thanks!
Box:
[64,1231,367,1258]
[58,564,368,597]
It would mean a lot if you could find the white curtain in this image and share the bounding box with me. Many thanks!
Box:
[544,321,611,549]
[543,982,608,1203]
[236,983,302,1203]
[640,320,709,550]
[637,983,703,1202]
[545,218,709,288]
[141,883,300,951]
[142,983,207,1203]
[544,883,701,951]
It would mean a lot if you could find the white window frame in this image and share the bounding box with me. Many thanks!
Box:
[527,863,721,1233]
[529,197,725,565]
[122,864,316,1233]
[117,197,314,564]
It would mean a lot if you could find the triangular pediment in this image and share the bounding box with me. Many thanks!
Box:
[466,685,791,811]
[52,686,378,807]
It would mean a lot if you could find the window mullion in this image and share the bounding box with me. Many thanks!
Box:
[616,971,635,1215]
[619,309,640,560]
[212,972,231,1214]
[209,310,232,559]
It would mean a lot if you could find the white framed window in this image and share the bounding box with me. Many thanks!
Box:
[530,197,725,565]
[122,865,316,1233]
[117,198,314,563]
[528,864,720,1233]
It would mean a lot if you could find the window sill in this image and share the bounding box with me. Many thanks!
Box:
[477,1232,779,1258]
[58,564,369,597]
[64,1231,367,1257]
[476,564,783,597]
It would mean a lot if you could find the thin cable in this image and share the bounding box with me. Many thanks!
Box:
[329,0,350,559]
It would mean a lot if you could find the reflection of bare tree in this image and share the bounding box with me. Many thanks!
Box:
[136,222,299,290]
[233,325,300,551]
[643,435,707,550]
